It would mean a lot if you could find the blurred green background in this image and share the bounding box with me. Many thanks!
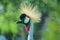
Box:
[0,0,60,40]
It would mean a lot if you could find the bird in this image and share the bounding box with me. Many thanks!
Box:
[16,1,41,40]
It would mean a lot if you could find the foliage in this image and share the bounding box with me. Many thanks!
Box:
[0,0,60,40]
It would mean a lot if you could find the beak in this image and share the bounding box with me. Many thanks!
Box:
[16,20,22,24]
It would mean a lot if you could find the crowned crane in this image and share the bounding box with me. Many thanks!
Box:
[16,2,41,40]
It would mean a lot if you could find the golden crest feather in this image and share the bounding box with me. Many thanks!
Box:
[19,2,41,23]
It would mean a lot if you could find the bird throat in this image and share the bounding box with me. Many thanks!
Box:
[25,22,30,32]
[25,26,30,32]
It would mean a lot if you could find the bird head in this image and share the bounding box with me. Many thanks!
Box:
[19,2,41,23]
[16,13,30,25]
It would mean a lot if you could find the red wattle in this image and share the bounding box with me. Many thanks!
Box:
[25,26,29,32]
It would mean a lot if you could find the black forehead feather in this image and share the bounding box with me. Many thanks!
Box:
[20,14,26,19]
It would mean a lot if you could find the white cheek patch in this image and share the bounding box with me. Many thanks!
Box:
[24,17,30,23]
